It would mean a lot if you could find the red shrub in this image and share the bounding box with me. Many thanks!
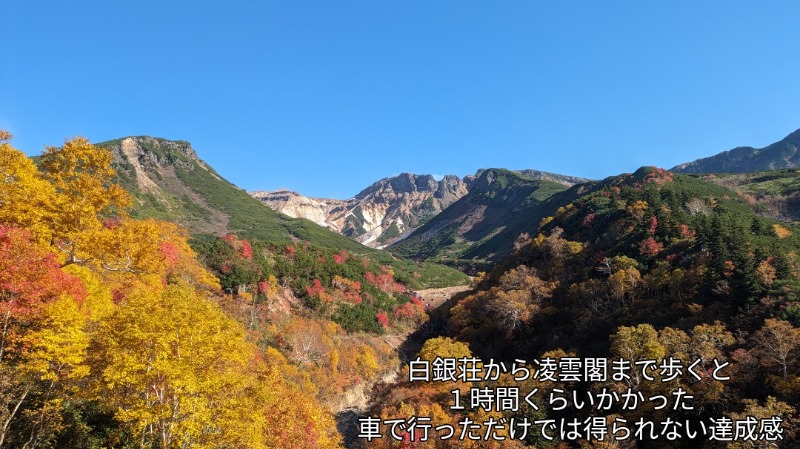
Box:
[376,311,390,328]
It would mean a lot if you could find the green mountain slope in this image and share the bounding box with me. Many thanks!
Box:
[101,136,371,250]
[672,127,800,174]
[388,168,581,269]
[100,136,468,287]
[695,169,800,225]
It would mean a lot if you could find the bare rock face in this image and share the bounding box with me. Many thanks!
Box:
[251,173,469,248]
[249,190,348,231]
[103,136,232,235]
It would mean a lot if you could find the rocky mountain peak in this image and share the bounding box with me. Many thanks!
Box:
[355,173,445,199]
[253,172,470,248]
[109,136,204,171]
[251,168,586,249]
[95,136,236,235]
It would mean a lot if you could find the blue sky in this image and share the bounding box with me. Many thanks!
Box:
[2,1,799,199]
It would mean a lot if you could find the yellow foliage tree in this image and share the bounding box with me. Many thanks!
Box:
[610,324,666,390]
[689,321,734,365]
[607,267,641,305]
[91,218,219,295]
[418,337,472,362]
[626,200,649,220]
[40,137,130,266]
[87,283,253,448]
[253,349,342,449]
[0,132,56,244]
[773,223,792,239]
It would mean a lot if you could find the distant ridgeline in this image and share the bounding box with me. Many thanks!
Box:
[388,168,586,271]
[672,128,800,174]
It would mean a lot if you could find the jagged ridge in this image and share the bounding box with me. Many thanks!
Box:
[252,173,470,248]
[251,170,588,249]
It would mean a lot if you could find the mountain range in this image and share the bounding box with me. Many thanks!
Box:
[251,170,586,250]
[251,174,470,248]
[387,168,585,267]
[99,128,800,273]
[672,128,800,174]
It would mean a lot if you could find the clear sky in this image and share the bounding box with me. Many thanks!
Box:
[2,1,799,199]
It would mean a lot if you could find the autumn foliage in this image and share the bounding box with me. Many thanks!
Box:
[0,132,343,448]
[196,231,426,334]
[365,166,800,448]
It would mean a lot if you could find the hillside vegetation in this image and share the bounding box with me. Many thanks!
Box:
[389,168,579,272]
[366,166,800,448]
[100,136,468,289]
[697,169,800,224]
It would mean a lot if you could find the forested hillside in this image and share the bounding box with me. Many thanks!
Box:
[364,166,800,448]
